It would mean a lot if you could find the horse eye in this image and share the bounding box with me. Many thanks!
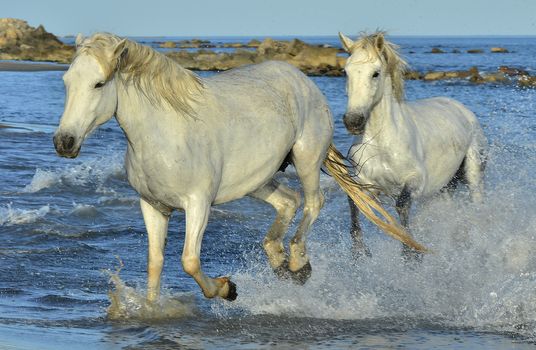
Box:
[94,81,105,89]
[372,71,380,78]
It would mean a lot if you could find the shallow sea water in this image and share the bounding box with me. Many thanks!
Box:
[1,36,536,349]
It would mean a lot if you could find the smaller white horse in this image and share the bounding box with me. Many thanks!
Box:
[338,32,488,257]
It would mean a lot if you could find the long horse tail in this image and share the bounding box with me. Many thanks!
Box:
[323,143,428,253]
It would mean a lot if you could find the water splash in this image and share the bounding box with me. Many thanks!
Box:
[0,204,50,226]
[105,262,197,321]
[212,144,536,341]
[22,154,125,193]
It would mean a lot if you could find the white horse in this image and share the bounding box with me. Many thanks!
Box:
[338,32,487,257]
[53,33,335,301]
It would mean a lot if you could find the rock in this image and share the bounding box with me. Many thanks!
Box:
[467,49,484,54]
[222,42,245,48]
[159,41,176,48]
[482,72,509,83]
[166,37,343,76]
[452,49,461,53]
[498,66,528,76]
[468,66,484,83]
[518,75,536,88]
[491,47,508,53]
[424,71,446,80]
[404,71,422,80]
[0,18,74,63]
[247,39,261,48]
[430,47,445,54]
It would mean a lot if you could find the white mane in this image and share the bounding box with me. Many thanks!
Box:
[75,33,204,116]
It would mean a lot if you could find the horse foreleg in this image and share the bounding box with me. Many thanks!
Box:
[347,195,371,257]
[140,198,169,303]
[396,187,420,261]
[181,198,237,301]
[249,180,301,275]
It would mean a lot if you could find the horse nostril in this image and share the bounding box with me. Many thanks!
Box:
[62,135,75,150]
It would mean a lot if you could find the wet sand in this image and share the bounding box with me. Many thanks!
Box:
[0,61,68,71]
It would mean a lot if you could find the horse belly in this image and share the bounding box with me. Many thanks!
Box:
[213,138,294,204]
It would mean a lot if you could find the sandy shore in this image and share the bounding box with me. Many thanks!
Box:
[0,61,68,71]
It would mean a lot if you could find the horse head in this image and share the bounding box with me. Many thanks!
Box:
[54,33,127,158]
[338,31,407,135]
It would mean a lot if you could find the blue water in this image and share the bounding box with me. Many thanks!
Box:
[1,36,536,349]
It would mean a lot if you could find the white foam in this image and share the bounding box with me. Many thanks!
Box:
[22,169,58,193]
[211,144,536,339]
[0,204,50,226]
[22,154,125,193]
[105,268,197,321]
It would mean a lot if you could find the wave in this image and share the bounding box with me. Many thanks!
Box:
[22,154,125,193]
[0,204,50,226]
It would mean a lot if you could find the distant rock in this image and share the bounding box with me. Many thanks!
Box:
[247,39,261,48]
[519,75,536,88]
[167,37,344,76]
[482,72,509,83]
[468,66,484,83]
[430,47,445,54]
[490,47,508,53]
[467,49,484,54]
[498,66,528,76]
[0,18,74,63]
[159,41,177,48]
[404,70,423,80]
[423,71,446,80]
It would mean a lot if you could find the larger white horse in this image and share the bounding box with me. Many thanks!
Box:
[338,32,488,256]
[54,33,334,301]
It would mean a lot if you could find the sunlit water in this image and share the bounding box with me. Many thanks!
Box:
[1,36,536,349]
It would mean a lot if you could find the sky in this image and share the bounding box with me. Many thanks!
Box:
[3,0,536,37]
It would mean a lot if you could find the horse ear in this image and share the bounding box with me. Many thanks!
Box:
[338,32,354,52]
[113,39,129,71]
[75,33,84,48]
[375,33,385,52]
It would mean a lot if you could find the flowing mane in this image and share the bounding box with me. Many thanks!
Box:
[352,32,408,102]
[75,33,204,116]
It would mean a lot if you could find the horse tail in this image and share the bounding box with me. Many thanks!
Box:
[323,143,428,253]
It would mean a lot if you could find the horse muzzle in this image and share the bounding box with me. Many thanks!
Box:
[343,112,367,135]
[53,133,81,158]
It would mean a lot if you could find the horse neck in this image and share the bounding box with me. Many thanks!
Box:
[114,79,190,144]
[363,80,403,143]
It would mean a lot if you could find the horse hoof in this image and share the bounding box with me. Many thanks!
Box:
[273,260,291,279]
[224,280,237,301]
[402,246,423,263]
[352,245,372,259]
[289,261,312,285]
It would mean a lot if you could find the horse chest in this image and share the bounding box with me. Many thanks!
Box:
[124,149,196,209]
[352,145,422,196]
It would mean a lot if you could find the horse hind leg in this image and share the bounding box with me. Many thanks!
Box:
[287,141,328,284]
[248,179,301,276]
[442,158,466,197]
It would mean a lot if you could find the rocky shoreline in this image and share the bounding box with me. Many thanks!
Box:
[1,18,535,87]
